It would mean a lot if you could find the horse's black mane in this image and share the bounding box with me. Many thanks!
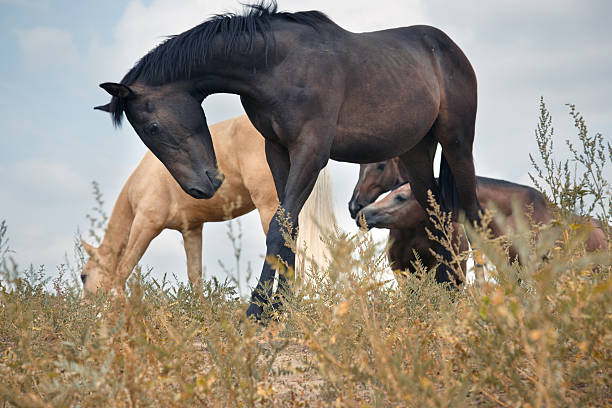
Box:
[109,1,333,126]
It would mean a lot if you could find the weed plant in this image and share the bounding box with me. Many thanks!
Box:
[0,102,610,407]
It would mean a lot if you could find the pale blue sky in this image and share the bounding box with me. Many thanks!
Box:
[1,0,610,291]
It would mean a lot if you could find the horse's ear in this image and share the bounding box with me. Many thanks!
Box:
[94,103,112,112]
[81,239,97,256]
[99,82,134,98]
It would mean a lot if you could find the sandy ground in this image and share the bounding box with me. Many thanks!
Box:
[192,340,373,406]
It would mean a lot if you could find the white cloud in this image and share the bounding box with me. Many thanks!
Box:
[15,26,78,70]
[89,0,232,82]
[88,0,426,82]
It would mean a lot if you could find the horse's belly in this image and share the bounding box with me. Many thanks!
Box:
[331,91,439,163]
[329,133,398,162]
[330,122,430,163]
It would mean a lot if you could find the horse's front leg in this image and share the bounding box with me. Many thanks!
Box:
[247,137,331,320]
[115,214,163,290]
[181,224,203,291]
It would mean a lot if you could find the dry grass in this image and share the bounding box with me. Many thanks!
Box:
[0,101,610,407]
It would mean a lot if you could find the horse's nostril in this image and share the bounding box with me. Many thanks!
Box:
[188,188,207,198]
[80,274,88,283]
[349,202,363,219]
[206,170,223,189]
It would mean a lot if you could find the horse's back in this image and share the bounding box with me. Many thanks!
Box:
[331,25,476,162]
[375,25,477,116]
[475,177,551,224]
[354,25,475,81]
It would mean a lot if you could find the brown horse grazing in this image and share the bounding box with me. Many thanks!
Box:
[81,115,335,295]
[95,2,482,318]
[356,166,607,270]
[351,164,470,281]
[388,223,468,283]
[369,185,469,282]
[357,179,545,278]
[349,159,408,219]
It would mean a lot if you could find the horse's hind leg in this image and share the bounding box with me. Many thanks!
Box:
[398,132,439,205]
[437,130,480,222]
[182,224,203,291]
[398,131,460,283]
[430,74,481,224]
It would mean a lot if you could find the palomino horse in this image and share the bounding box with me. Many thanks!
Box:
[353,160,607,270]
[95,2,482,318]
[81,115,335,294]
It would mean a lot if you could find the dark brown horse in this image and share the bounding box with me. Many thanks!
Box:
[354,160,607,269]
[94,2,481,319]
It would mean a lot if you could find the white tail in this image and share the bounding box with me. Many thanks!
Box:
[295,166,337,286]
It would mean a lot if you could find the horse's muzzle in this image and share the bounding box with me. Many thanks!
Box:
[349,199,365,219]
[207,170,224,191]
[356,208,390,230]
[186,170,223,199]
[187,187,213,199]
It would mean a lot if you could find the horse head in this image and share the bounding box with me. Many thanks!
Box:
[96,81,223,199]
[357,182,427,230]
[349,158,402,219]
[80,239,111,295]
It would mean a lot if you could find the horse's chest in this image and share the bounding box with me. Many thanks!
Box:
[388,229,434,270]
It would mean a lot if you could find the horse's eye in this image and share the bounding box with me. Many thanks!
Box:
[395,194,407,203]
[146,123,160,135]
[376,163,386,171]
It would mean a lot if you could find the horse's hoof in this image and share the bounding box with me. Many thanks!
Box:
[246,303,263,320]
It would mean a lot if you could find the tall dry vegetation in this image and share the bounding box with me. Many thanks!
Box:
[0,101,610,407]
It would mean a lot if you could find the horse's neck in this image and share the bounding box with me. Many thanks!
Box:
[192,26,304,99]
[97,182,135,268]
[394,221,428,240]
[193,55,270,98]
